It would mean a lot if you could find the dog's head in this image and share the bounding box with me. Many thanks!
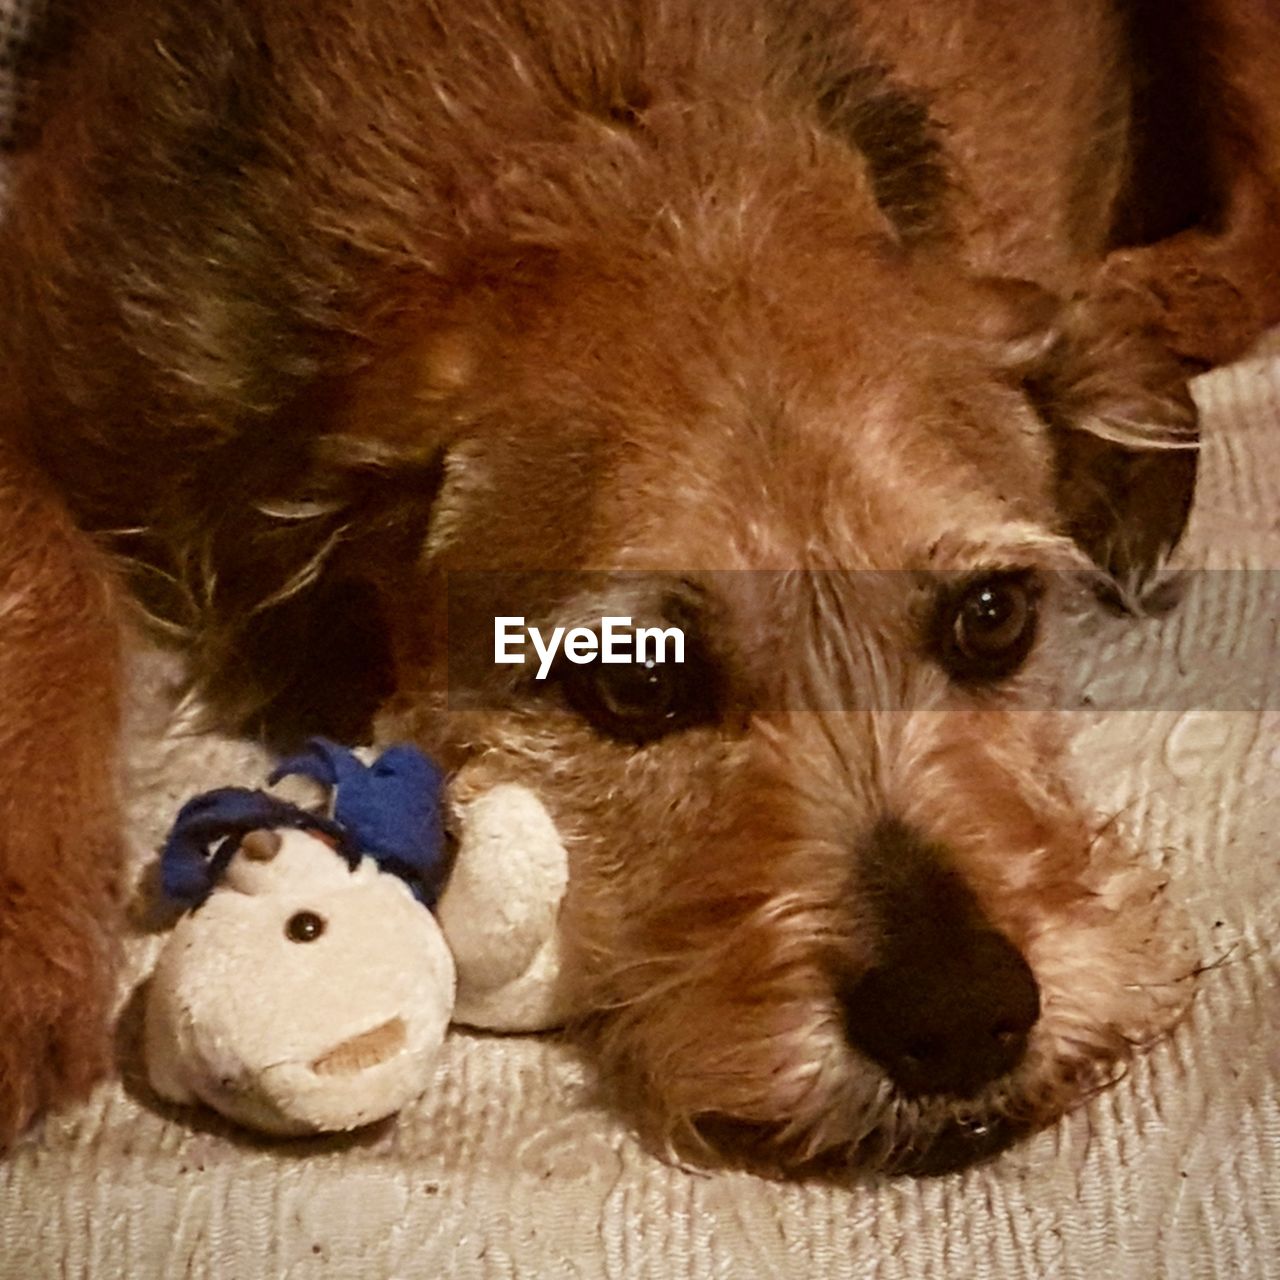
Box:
[301,141,1191,1174]
[220,101,1196,1174]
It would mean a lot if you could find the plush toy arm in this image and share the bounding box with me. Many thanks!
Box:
[437,784,571,1030]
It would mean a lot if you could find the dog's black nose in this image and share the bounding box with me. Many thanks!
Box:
[839,928,1040,1097]
[838,818,1041,1098]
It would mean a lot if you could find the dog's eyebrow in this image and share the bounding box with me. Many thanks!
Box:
[558,573,711,633]
[924,524,1088,574]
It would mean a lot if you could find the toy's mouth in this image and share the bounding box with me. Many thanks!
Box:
[310,1016,408,1075]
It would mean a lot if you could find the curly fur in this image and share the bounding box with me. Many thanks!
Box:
[0,0,1278,1165]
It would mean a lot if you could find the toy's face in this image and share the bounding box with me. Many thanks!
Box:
[145,830,456,1135]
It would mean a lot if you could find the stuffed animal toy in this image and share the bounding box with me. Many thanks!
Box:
[142,741,571,1136]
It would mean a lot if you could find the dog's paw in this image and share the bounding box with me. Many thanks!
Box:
[1097,239,1263,370]
[0,918,118,1149]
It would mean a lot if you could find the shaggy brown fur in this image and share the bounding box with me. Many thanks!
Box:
[0,0,1277,1172]
[0,436,122,1143]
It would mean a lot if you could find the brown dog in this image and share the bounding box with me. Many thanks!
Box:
[1,0,1277,1173]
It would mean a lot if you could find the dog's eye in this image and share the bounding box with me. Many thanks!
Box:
[936,573,1039,682]
[285,910,326,942]
[561,651,719,744]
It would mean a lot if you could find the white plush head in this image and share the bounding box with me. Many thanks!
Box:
[144,827,455,1135]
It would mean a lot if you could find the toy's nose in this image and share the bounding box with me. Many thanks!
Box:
[240,828,283,861]
[311,1017,407,1075]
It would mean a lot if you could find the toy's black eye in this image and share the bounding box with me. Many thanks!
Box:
[561,646,720,745]
[935,573,1039,682]
[285,911,326,943]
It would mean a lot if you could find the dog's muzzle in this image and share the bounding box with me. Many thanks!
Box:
[837,819,1042,1098]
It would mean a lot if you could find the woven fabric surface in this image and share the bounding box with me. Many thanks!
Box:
[0,3,1277,1275]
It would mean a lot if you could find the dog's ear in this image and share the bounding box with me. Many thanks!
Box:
[170,336,458,746]
[974,277,1198,612]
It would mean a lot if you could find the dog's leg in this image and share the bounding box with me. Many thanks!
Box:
[0,437,124,1147]
[1100,0,1280,367]
[1005,0,1280,604]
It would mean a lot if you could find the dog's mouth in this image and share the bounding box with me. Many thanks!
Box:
[689,1102,1029,1179]
[875,1111,1027,1177]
